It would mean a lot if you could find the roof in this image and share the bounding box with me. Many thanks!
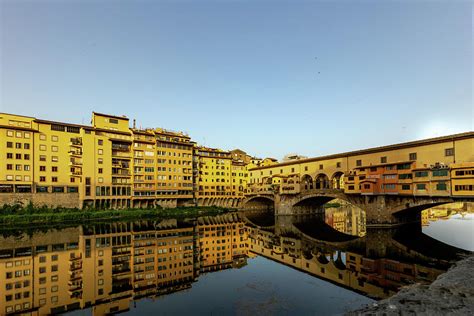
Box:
[92,111,129,121]
[249,132,474,171]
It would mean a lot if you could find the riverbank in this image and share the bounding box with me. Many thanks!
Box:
[0,204,232,227]
[347,255,474,315]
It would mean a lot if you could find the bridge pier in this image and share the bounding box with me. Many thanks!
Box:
[243,191,464,227]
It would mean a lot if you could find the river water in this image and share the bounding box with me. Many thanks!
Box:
[0,202,472,315]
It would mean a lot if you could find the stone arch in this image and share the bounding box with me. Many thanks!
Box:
[301,174,314,191]
[241,195,275,211]
[315,173,330,189]
[331,172,345,190]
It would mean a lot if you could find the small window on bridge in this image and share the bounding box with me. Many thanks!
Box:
[445,148,454,156]
[356,160,362,166]
[337,162,341,168]
[416,184,426,190]
[409,152,417,160]
[380,156,387,163]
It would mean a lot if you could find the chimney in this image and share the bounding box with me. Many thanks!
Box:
[133,119,136,129]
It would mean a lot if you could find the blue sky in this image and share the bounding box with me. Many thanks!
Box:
[1,0,472,159]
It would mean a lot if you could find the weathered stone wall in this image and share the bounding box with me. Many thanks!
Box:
[0,193,81,209]
[347,255,474,315]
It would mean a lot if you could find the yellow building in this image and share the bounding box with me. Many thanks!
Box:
[1,111,473,210]
[196,214,248,272]
[247,132,474,198]
[0,112,201,209]
[194,146,237,207]
[0,221,196,315]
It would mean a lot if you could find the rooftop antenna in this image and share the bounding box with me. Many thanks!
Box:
[133,119,136,129]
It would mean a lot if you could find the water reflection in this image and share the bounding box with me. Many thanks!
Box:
[0,206,471,315]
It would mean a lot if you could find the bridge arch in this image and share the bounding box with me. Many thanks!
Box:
[331,171,345,190]
[301,174,314,191]
[241,195,275,211]
[315,173,330,189]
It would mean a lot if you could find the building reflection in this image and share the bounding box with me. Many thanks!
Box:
[421,202,474,226]
[0,207,470,315]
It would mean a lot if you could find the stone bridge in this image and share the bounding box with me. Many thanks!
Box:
[241,189,473,226]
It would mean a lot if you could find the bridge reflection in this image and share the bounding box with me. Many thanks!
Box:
[0,210,470,315]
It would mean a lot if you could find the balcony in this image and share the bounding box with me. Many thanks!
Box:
[112,170,131,177]
[69,160,83,166]
[112,144,131,151]
[69,138,83,147]
[112,151,132,159]
[69,263,82,272]
[69,149,82,156]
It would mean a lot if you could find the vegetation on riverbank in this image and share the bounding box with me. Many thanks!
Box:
[0,203,232,226]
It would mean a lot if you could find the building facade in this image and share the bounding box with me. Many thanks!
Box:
[0,112,252,209]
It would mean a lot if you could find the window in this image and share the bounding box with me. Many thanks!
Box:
[401,184,410,190]
[7,130,13,137]
[16,153,22,159]
[15,143,22,149]
[409,152,417,160]
[39,176,46,182]
[109,118,119,124]
[416,184,426,190]
[51,135,58,142]
[52,166,58,172]
[98,158,103,164]
[24,143,30,149]
[436,182,447,190]
[98,168,103,174]
[24,165,30,171]
[6,142,12,148]
[40,155,46,161]
[381,156,387,163]
[39,145,46,151]
[6,153,13,159]
[24,132,30,139]
[445,148,454,156]
[415,171,428,177]
[98,149,103,155]
[40,166,46,172]
[433,170,448,177]
[24,154,30,160]
[336,162,341,168]
[51,146,58,152]
[6,164,12,170]
[39,134,46,140]
[51,156,58,162]
[356,160,362,167]
[98,139,103,145]
[51,177,58,182]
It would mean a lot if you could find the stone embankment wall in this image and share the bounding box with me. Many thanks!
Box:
[0,193,81,209]
[347,255,474,315]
